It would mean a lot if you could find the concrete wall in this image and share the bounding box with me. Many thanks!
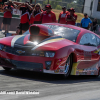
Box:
[0,17,20,31]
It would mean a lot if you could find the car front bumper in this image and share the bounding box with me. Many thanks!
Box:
[0,57,43,72]
[0,51,66,74]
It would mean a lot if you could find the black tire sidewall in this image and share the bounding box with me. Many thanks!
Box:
[63,55,73,78]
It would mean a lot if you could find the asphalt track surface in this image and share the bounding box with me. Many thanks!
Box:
[0,31,100,100]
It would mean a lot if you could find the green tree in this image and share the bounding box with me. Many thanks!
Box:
[76,0,85,5]
[62,0,74,3]
[55,5,62,10]
[42,0,62,9]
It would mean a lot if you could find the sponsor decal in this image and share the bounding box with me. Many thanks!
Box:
[43,69,54,73]
[83,64,98,75]
[60,69,64,73]
[71,62,80,75]
[59,66,65,69]
[55,66,65,74]
[32,38,65,50]
[94,48,100,54]
[59,66,65,73]
[71,62,99,75]
[54,69,60,73]
[79,72,87,75]
[54,69,64,74]
[84,51,91,60]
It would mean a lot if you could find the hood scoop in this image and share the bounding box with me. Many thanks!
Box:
[29,24,54,41]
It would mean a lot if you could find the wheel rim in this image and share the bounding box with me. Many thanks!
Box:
[64,57,70,74]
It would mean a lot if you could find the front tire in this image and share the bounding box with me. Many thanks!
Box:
[3,67,12,71]
[63,55,72,78]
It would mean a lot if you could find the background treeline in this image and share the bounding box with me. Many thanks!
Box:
[13,0,85,13]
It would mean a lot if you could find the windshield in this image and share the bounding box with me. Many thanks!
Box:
[43,24,80,42]
[23,25,80,42]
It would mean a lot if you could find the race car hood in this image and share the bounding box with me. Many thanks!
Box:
[31,36,77,51]
[0,35,30,47]
[0,34,77,51]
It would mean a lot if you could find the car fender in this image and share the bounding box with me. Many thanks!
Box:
[54,47,78,74]
[67,47,77,62]
[67,48,78,75]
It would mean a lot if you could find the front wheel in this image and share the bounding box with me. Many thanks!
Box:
[63,55,72,78]
[3,67,12,71]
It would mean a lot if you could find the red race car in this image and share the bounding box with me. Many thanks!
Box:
[0,23,100,77]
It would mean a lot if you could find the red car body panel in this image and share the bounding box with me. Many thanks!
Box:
[0,36,14,47]
[0,23,99,75]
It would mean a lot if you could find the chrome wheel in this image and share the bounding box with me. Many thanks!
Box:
[63,56,72,78]
[64,57,70,74]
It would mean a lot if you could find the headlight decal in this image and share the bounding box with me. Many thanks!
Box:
[31,51,55,57]
[32,51,45,57]
[45,52,55,57]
